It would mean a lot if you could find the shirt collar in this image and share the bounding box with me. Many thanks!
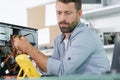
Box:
[60,22,84,43]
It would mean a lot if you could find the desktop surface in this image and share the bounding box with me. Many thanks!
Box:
[1,73,120,80]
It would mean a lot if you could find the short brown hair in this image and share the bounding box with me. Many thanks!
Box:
[57,0,82,11]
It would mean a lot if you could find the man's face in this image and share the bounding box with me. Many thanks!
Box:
[56,1,82,33]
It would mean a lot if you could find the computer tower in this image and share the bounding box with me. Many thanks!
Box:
[0,22,38,76]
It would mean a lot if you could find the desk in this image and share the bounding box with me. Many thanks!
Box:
[1,74,120,80]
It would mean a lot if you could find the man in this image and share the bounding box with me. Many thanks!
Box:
[13,0,110,76]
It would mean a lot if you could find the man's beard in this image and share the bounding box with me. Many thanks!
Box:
[59,20,78,33]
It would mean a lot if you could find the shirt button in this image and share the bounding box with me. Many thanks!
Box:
[68,57,71,60]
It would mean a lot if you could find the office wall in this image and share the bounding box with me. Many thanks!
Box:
[38,25,61,47]
[107,0,120,5]
[27,3,61,47]
[27,5,45,29]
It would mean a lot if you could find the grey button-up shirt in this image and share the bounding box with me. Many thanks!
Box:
[46,22,110,76]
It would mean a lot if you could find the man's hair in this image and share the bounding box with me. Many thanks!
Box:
[57,0,82,11]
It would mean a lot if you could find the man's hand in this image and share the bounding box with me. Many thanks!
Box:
[12,35,33,55]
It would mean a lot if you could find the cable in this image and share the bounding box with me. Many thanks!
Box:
[23,33,36,46]
[12,33,36,46]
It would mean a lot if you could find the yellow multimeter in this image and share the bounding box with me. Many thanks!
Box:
[15,54,41,79]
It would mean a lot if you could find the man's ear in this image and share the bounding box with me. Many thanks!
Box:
[78,10,82,17]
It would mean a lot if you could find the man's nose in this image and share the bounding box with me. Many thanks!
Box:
[60,13,67,21]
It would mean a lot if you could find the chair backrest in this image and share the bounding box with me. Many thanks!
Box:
[111,33,120,73]
[0,57,1,77]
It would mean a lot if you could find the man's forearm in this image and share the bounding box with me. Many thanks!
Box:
[26,45,48,72]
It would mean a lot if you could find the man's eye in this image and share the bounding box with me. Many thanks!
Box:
[66,12,72,15]
[57,12,61,15]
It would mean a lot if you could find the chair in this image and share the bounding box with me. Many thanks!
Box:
[111,33,120,73]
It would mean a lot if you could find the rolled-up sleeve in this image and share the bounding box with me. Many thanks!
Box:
[47,58,61,75]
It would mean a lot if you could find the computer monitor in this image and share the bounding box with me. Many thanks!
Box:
[81,0,104,12]
[82,0,101,4]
